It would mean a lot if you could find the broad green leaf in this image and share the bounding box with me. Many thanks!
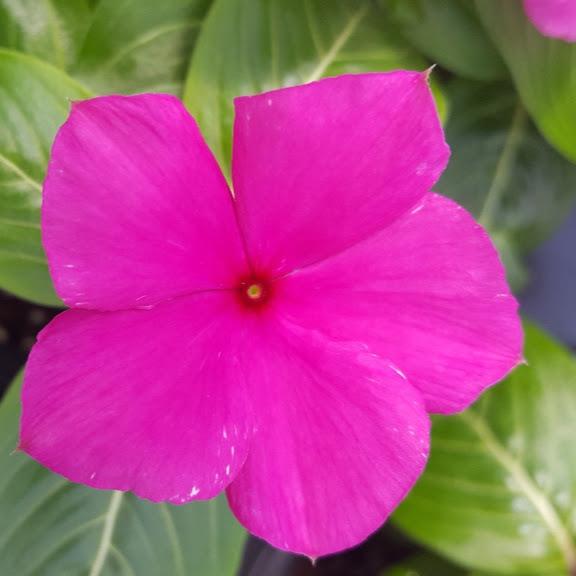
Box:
[0,373,246,575]
[436,80,576,289]
[184,0,444,171]
[394,323,576,575]
[383,0,506,81]
[74,0,212,94]
[476,0,576,163]
[0,0,92,69]
[0,49,90,306]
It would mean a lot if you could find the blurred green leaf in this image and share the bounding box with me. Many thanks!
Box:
[382,551,470,575]
[394,323,576,575]
[476,0,576,163]
[437,80,576,289]
[0,49,92,306]
[383,0,506,81]
[0,372,246,575]
[0,0,92,68]
[490,232,529,294]
[74,0,212,94]
[184,0,443,171]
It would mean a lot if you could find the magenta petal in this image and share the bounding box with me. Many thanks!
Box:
[44,94,248,310]
[232,71,449,275]
[20,292,252,503]
[227,321,430,558]
[280,194,523,414]
[524,0,576,41]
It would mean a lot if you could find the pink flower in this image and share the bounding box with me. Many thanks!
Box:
[523,0,576,42]
[20,71,522,558]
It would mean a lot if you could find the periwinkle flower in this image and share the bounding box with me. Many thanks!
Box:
[19,71,522,557]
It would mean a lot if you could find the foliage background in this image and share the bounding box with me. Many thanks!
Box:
[0,0,575,575]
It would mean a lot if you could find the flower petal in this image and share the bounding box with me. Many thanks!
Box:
[44,94,248,311]
[523,0,576,42]
[280,194,523,414]
[227,320,429,558]
[232,71,449,275]
[20,292,252,503]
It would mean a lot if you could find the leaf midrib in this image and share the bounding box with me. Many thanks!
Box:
[478,102,527,229]
[304,3,369,83]
[94,21,202,74]
[88,491,124,576]
[461,410,576,573]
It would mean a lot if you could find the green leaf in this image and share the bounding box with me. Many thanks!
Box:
[394,323,576,575]
[0,49,90,306]
[184,0,443,171]
[384,0,506,81]
[0,0,92,69]
[0,373,246,576]
[436,80,576,289]
[490,232,529,294]
[475,0,576,163]
[74,0,212,95]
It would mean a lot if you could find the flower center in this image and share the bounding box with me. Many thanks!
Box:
[238,277,271,309]
[246,283,263,301]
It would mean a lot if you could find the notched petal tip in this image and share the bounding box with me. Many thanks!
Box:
[226,327,431,558]
[67,97,94,114]
[423,64,437,82]
[234,69,431,105]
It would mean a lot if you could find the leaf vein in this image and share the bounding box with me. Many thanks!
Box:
[305,3,369,83]
[461,411,576,572]
[89,491,124,576]
[0,153,42,194]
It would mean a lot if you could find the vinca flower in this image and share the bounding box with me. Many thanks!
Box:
[20,71,522,558]
[524,0,576,42]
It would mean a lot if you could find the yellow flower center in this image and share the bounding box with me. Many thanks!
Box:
[246,283,263,301]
